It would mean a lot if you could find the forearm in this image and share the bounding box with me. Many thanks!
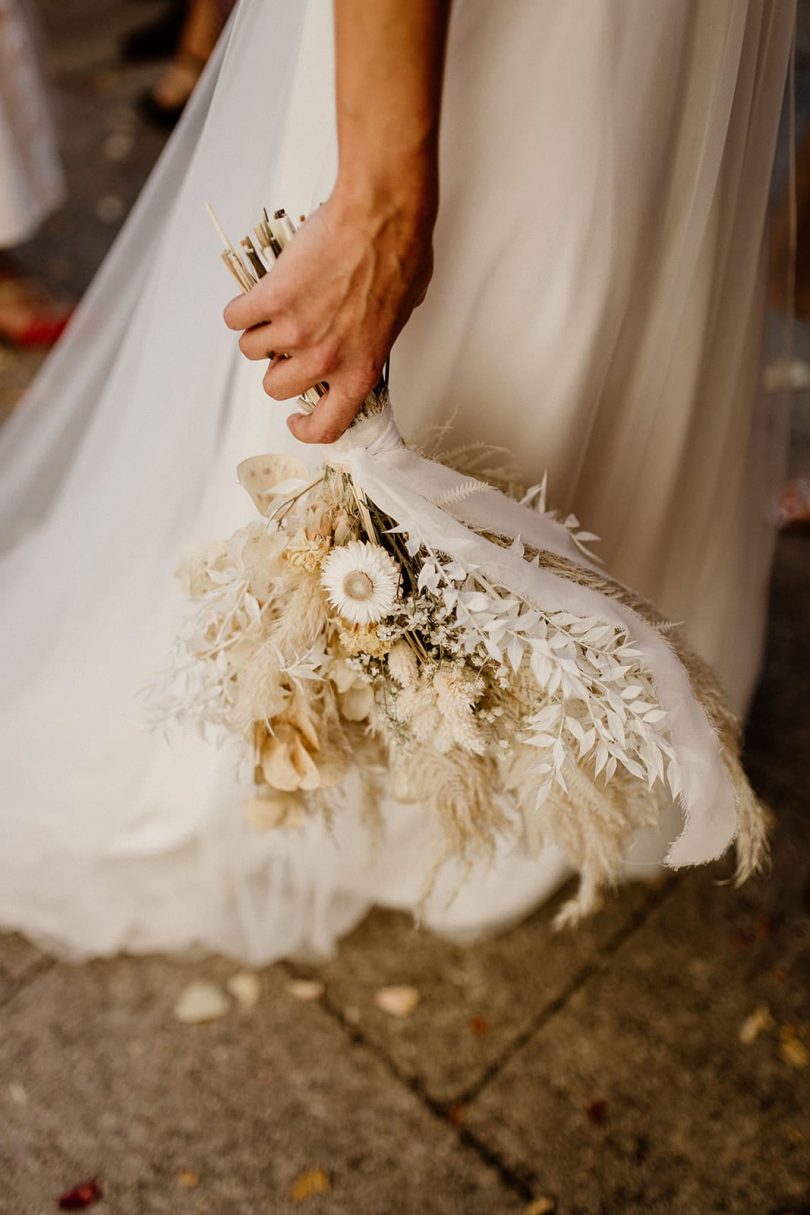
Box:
[333,0,452,220]
[225,2,452,443]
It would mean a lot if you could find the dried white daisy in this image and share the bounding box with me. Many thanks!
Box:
[321,540,399,625]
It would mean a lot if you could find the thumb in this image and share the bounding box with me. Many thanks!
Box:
[287,384,363,445]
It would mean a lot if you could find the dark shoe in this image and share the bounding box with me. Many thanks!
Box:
[120,1,188,64]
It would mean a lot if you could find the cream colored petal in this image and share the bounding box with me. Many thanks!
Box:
[287,696,321,752]
[340,683,373,722]
[260,735,303,791]
[237,453,312,516]
[290,735,322,791]
[329,659,358,694]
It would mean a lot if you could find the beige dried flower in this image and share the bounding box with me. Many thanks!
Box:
[304,499,334,539]
[433,665,484,711]
[394,665,486,755]
[256,697,346,793]
[338,623,391,658]
[284,530,331,572]
[387,641,419,688]
[332,509,357,547]
[175,540,229,597]
[236,520,287,598]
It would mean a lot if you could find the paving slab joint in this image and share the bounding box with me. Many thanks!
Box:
[280,957,536,1204]
[0,954,57,1010]
[451,876,679,1108]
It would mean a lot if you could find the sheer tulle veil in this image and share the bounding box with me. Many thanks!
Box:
[0,0,795,963]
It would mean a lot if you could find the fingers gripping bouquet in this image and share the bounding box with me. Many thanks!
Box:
[164,207,766,926]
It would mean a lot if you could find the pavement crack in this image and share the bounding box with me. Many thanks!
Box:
[0,956,57,1011]
[452,876,678,1107]
[279,957,535,1203]
[277,878,675,1204]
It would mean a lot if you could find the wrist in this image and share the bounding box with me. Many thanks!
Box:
[332,156,439,236]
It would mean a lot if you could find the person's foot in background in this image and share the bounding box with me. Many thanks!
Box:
[139,0,235,129]
[0,255,72,349]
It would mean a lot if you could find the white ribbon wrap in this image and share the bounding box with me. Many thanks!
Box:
[331,403,737,869]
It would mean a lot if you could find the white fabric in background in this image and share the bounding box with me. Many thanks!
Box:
[0,0,64,246]
[0,0,794,964]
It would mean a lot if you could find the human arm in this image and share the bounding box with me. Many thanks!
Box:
[223,0,452,443]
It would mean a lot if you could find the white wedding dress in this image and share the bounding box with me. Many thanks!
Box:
[0,0,794,964]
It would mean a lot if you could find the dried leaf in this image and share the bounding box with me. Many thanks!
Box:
[286,979,325,1002]
[226,971,261,1009]
[469,1016,490,1035]
[373,985,420,1018]
[447,1104,465,1126]
[177,1169,200,1188]
[739,1005,774,1045]
[173,980,230,1023]
[58,1179,103,1210]
[525,1200,556,1215]
[779,1027,809,1069]
[290,1169,331,1201]
[585,1099,607,1125]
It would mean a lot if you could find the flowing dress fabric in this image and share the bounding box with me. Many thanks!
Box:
[0,0,793,963]
[0,0,65,246]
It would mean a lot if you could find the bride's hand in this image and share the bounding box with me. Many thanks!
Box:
[223,183,435,444]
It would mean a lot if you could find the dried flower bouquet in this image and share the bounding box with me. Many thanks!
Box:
[161,208,766,925]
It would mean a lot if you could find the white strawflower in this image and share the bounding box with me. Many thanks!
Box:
[320,540,399,625]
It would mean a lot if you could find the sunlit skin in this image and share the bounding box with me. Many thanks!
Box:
[224,0,452,444]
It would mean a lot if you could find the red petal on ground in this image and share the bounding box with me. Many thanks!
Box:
[57,1179,104,1209]
[585,1099,608,1125]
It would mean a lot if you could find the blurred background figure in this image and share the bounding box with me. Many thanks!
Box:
[123,0,237,128]
[769,3,810,529]
[0,0,71,347]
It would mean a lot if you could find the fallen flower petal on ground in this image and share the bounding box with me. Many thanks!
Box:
[778,1026,809,1069]
[585,1099,608,1125]
[226,971,261,1008]
[373,985,420,1017]
[286,979,325,1001]
[173,980,230,1023]
[739,1004,774,1045]
[525,1199,556,1215]
[58,1179,103,1210]
[290,1169,331,1201]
